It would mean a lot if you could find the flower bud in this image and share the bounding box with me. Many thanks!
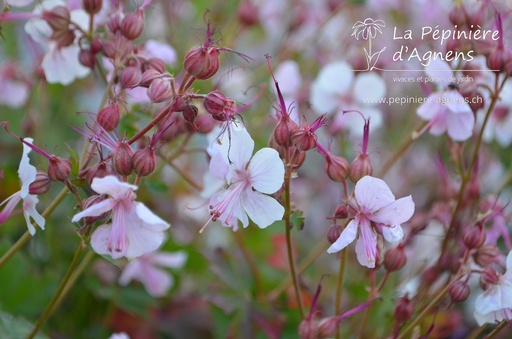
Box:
[83,194,110,224]
[42,6,70,31]
[139,69,162,88]
[112,141,134,176]
[85,161,110,185]
[487,47,512,73]
[51,29,76,48]
[29,172,52,195]
[384,246,407,272]
[83,0,102,15]
[394,296,413,324]
[133,147,156,176]
[327,225,342,244]
[449,6,467,27]
[325,155,349,182]
[79,48,96,68]
[147,78,173,103]
[290,148,306,169]
[119,66,142,89]
[237,1,259,27]
[449,281,470,303]
[182,105,198,125]
[349,154,373,183]
[97,103,120,131]
[462,225,485,249]
[107,10,123,33]
[334,205,348,219]
[184,47,220,80]
[298,318,318,339]
[120,9,145,40]
[48,156,72,182]
[142,58,166,73]
[273,117,298,147]
[101,41,116,59]
[480,267,500,290]
[317,317,340,338]
[203,90,236,121]
[473,244,500,267]
[291,127,317,151]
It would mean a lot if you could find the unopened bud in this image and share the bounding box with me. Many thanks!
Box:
[184,46,220,80]
[384,246,407,272]
[51,29,76,48]
[29,172,52,195]
[79,48,96,68]
[85,161,110,185]
[203,90,236,121]
[479,267,501,290]
[449,6,467,27]
[473,244,500,267]
[194,114,215,134]
[462,225,485,249]
[317,317,340,338]
[290,149,306,169]
[133,147,156,176]
[487,47,512,73]
[182,105,198,125]
[147,78,173,103]
[48,156,72,182]
[291,127,317,151]
[101,41,116,59]
[83,194,110,224]
[42,6,70,31]
[112,141,134,176]
[273,117,298,147]
[142,58,166,73]
[298,318,318,339]
[237,1,259,27]
[90,39,102,54]
[327,225,342,244]
[349,154,373,183]
[449,280,470,303]
[83,0,102,15]
[97,103,120,131]
[119,66,142,89]
[394,296,413,324]
[120,9,145,40]
[325,155,349,182]
[334,205,348,219]
[139,69,162,88]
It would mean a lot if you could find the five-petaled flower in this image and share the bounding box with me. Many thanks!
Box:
[474,251,512,326]
[416,59,475,141]
[203,126,285,231]
[327,176,415,268]
[352,18,385,40]
[0,138,45,235]
[72,175,170,259]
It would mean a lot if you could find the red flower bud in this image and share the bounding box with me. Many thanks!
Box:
[29,172,52,195]
[384,246,407,272]
[473,244,500,267]
[449,281,471,303]
[182,105,198,125]
[147,78,173,103]
[139,69,162,88]
[203,90,236,121]
[327,225,342,244]
[394,296,413,324]
[85,161,111,185]
[449,6,467,27]
[112,141,134,176]
[317,317,340,338]
[51,29,76,48]
[290,148,306,169]
[325,155,349,182]
[83,0,103,15]
[334,205,348,219]
[120,9,145,40]
[97,103,120,131]
[273,117,298,147]
[47,156,72,182]
[291,127,318,151]
[142,58,166,73]
[487,46,512,73]
[133,147,156,177]
[183,46,220,80]
[480,267,501,290]
[79,48,96,68]
[119,66,142,89]
[237,1,259,27]
[298,318,318,339]
[194,114,215,134]
[349,154,373,183]
[90,39,102,54]
[42,6,70,31]
[462,225,485,249]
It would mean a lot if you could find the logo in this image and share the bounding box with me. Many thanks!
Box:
[352,18,387,71]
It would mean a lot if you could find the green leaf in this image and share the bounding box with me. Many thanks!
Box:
[290,210,304,231]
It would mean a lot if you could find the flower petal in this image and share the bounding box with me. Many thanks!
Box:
[425,59,453,85]
[327,219,358,253]
[354,73,386,102]
[354,176,395,212]
[151,251,188,268]
[356,217,378,268]
[125,225,165,259]
[72,198,115,222]
[91,224,123,258]
[23,194,45,235]
[417,94,442,120]
[241,190,284,228]
[371,195,415,226]
[135,203,170,231]
[446,110,475,141]
[18,138,37,199]
[248,148,284,194]
[380,224,404,243]
[91,176,138,197]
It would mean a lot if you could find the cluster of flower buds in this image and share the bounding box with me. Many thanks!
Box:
[42,6,75,48]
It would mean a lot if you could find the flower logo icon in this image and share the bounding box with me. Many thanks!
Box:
[352,18,386,70]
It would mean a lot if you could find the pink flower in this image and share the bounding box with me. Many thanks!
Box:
[0,138,45,235]
[72,176,170,259]
[327,176,414,268]
[474,251,512,325]
[119,250,187,297]
[416,59,475,141]
[204,126,284,231]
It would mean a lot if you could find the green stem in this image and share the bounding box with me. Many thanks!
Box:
[283,149,304,318]
[27,243,85,339]
[0,187,69,268]
[334,247,347,339]
[486,320,508,338]
[232,231,263,299]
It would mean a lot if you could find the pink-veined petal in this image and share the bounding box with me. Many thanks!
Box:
[356,217,378,268]
[248,148,284,194]
[135,203,170,231]
[18,137,37,199]
[354,176,395,213]
[446,110,475,141]
[151,251,188,268]
[91,224,125,259]
[444,91,472,113]
[327,219,358,254]
[241,190,284,228]
[355,236,376,268]
[72,198,115,222]
[125,224,166,259]
[0,193,21,224]
[429,107,449,136]
[23,194,45,235]
[221,127,254,173]
[371,195,414,226]
[380,224,404,243]
[91,176,138,197]
[42,44,90,85]
[476,287,502,315]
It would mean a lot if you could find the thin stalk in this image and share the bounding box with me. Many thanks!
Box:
[467,324,488,339]
[159,152,203,191]
[283,149,304,318]
[334,247,347,339]
[486,320,508,338]
[0,187,68,268]
[27,243,85,339]
[232,231,263,298]
[358,270,376,339]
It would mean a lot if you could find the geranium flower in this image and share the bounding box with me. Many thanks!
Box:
[416,59,475,141]
[474,251,512,325]
[72,176,170,259]
[327,176,415,268]
[119,250,187,297]
[0,138,45,235]
[203,126,284,231]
